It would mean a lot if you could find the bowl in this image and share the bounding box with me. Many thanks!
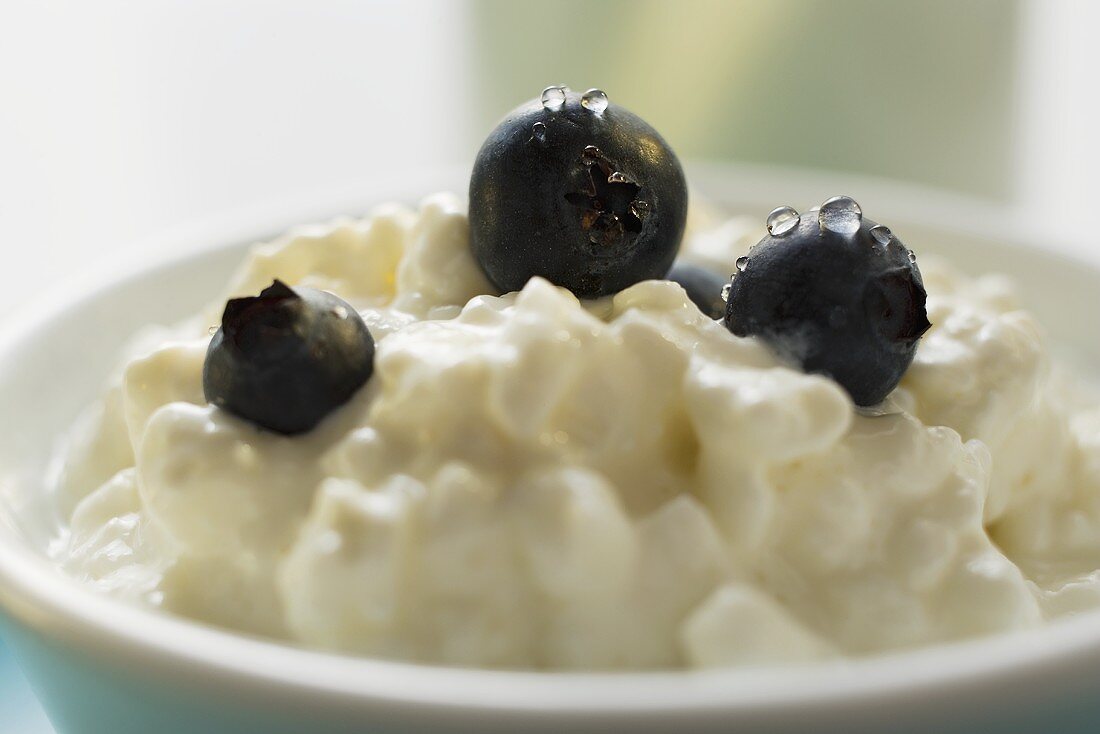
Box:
[1,165,1099,734]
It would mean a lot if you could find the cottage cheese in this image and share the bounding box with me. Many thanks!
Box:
[53,193,1100,669]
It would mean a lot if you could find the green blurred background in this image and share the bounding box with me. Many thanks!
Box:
[471,0,1019,199]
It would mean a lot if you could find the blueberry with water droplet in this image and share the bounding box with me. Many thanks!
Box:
[203,280,375,434]
[469,87,688,298]
[723,197,931,406]
[666,262,728,319]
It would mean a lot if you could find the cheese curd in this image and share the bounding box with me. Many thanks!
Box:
[54,193,1100,669]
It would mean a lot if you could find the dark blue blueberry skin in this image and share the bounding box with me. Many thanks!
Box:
[203,281,375,434]
[724,215,930,406]
[469,90,688,298]
[667,262,728,319]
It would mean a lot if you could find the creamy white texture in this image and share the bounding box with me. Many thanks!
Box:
[55,193,1100,669]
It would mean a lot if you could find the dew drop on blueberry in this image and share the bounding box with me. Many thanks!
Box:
[541,85,567,111]
[580,88,609,114]
[870,224,892,247]
[766,206,800,236]
[531,121,547,144]
[818,195,862,235]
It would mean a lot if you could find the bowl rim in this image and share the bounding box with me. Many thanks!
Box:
[2,164,1100,723]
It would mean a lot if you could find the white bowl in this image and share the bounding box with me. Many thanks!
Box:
[1,165,1099,734]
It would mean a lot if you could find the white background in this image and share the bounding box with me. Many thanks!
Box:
[0,0,474,319]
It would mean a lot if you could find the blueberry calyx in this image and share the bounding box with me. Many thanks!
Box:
[563,146,645,248]
[863,269,932,345]
[220,280,302,360]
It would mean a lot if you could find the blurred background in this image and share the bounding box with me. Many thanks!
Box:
[0,0,1097,729]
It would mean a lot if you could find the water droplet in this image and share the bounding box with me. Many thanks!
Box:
[607,171,630,184]
[735,256,749,272]
[541,86,567,111]
[818,196,862,234]
[908,249,917,263]
[531,121,547,143]
[580,88,609,114]
[721,282,732,302]
[766,206,800,236]
[207,325,219,335]
[582,145,602,165]
[870,224,892,247]
[332,306,349,319]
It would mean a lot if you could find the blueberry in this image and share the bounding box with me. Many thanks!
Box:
[723,198,931,406]
[469,86,688,298]
[203,280,375,434]
[666,262,728,319]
